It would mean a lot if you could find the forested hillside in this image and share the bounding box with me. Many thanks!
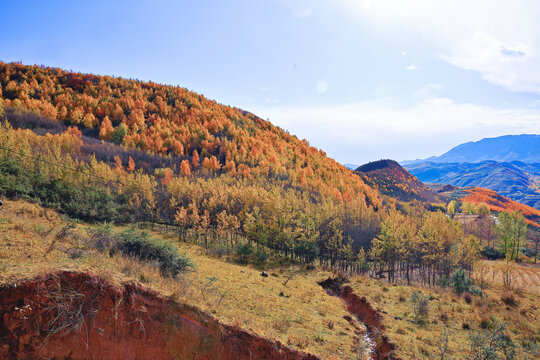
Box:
[0,62,378,205]
[0,62,384,269]
[1,62,539,360]
[355,159,441,204]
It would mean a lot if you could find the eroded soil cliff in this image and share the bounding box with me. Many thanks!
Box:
[0,271,318,360]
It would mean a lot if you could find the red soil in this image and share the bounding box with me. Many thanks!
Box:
[0,271,318,360]
[318,277,398,360]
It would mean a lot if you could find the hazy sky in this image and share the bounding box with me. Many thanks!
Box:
[2,0,540,164]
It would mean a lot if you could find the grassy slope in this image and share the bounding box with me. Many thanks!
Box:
[346,268,539,359]
[2,199,539,359]
[0,199,362,360]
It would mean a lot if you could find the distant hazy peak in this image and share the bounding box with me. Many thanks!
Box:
[402,134,540,165]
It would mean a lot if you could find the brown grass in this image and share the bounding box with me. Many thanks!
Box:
[346,271,540,359]
[2,198,537,360]
[481,260,540,293]
[0,199,360,360]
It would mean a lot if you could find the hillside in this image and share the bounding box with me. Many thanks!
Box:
[0,62,387,268]
[1,62,539,360]
[433,185,540,226]
[354,159,441,203]
[0,199,362,359]
[405,161,540,209]
[0,62,378,207]
[2,199,538,360]
[403,134,540,164]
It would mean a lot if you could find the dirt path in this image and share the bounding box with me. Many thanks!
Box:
[318,277,398,360]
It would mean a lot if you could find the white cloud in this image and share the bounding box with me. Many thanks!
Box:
[316,80,329,93]
[252,97,540,164]
[405,63,417,71]
[338,0,540,94]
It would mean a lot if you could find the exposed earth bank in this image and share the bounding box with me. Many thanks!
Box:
[0,271,318,360]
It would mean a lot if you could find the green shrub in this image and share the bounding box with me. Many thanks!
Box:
[236,243,254,264]
[115,226,195,277]
[90,223,116,253]
[207,241,228,257]
[520,247,535,258]
[255,247,269,264]
[481,247,505,260]
[91,225,195,277]
[470,286,483,297]
[451,269,473,294]
[438,275,450,288]
[468,320,516,360]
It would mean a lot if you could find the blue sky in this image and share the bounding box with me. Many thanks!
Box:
[2,0,540,164]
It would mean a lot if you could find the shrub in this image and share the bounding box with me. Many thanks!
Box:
[468,320,516,360]
[91,225,195,277]
[207,242,228,257]
[236,243,254,264]
[409,291,429,324]
[439,313,449,323]
[115,227,195,277]
[481,247,505,260]
[520,247,535,258]
[438,275,450,288]
[470,286,483,297]
[90,223,116,253]
[479,317,490,329]
[464,292,472,304]
[451,269,473,294]
[500,293,517,307]
[255,247,269,265]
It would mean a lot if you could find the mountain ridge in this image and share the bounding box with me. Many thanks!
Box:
[405,160,540,209]
[402,134,540,165]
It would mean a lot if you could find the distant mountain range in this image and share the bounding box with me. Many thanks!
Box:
[398,134,540,210]
[405,161,540,209]
[402,134,540,165]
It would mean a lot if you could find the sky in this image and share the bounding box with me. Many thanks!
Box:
[1,0,540,164]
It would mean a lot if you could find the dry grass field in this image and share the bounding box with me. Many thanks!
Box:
[0,199,363,360]
[482,260,540,293]
[1,199,538,360]
[346,269,539,359]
